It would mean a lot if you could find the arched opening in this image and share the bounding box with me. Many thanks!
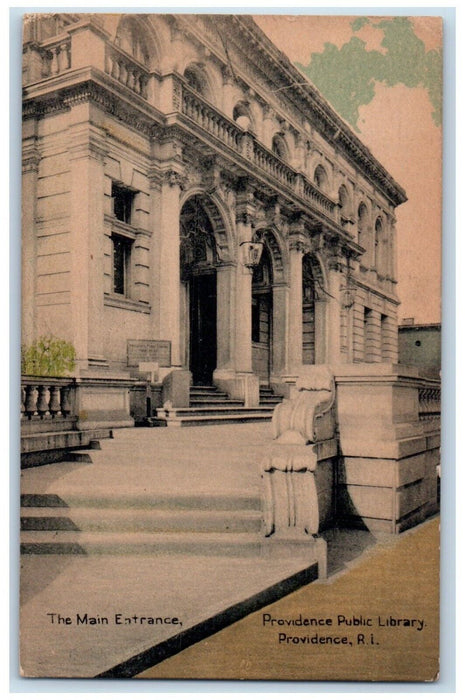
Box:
[314,164,328,191]
[184,63,209,98]
[252,244,273,383]
[115,17,150,66]
[302,253,326,364]
[375,217,383,273]
[272,134,288,161]
[233,101,253,131]
[338,185,352,225]
[302,254,316,364]
[180,196,219,385]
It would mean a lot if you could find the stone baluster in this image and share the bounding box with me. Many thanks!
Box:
[49,47,59,75]
[24,385,36,420]
[57,42,70,72]
[60,386,71,417]
[49,385,61,418]
[36,385,49,419]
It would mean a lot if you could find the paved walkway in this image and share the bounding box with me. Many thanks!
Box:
[21,423,272,500]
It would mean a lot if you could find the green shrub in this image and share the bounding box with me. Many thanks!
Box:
[21,336,76,377]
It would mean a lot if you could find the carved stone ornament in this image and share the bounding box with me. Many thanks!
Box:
[163,169,188,189]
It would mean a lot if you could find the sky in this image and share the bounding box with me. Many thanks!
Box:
[254,15,442,324]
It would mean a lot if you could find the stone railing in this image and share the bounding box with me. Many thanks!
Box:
[418,381,441,421]
[21,376,76,421]
[42,37,71,78]
[253,141,296,190]
[181,86,338,222]
[182,87,242,153]
[301,177,337,217]
[104,44,150,99]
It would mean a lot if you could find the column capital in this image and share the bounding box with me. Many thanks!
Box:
[162,168,188,190]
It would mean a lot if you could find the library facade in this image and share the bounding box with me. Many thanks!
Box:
[21,14,440,533]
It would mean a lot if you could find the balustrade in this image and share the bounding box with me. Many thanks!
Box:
[104,45,149,99]
[182,88,242,153]
[21,377,76,421]
[418,383,441,421]
[44,40,71,77]
[181,86,338,223]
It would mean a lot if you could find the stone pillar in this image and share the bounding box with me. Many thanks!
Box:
[221,66,235,118]
[235,218,254,374]
[67,103,107,371]
[288,234,305,372]
[21,118,40,346]
[381,313,398,362]
[364,309,382,362]
[272,284,289,376]
[231,183,259,406]
[216,262,236,372]
[326,256,343,365]
[158,169,183,368]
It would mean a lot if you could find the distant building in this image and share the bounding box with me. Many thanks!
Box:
[398,320,441,378]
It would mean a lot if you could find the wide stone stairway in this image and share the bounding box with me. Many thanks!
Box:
[20,423,323,677]
[153,385,283,427]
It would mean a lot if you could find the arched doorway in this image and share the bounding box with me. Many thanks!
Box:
[180,197,218,386]
[302,254,316,364]
[252,245,273,383]
[302,253,326,364]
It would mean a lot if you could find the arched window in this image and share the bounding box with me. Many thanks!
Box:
[314,164,328,191]
[375,217,384,273]
[338,185,350,215]
[272,134,288,161]
[115,17,150,66]
[358,202,369,251]
[184,64,208,97]
[233,101,253,131]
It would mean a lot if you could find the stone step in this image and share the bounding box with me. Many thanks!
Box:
[20,530,265,556]
[21,492,261,511]
[153,411,273,427]
[20,507,262,534]
[160,406,273,416]
[189,398,244,406]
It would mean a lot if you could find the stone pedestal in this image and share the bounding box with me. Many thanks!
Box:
[334,363,440,533]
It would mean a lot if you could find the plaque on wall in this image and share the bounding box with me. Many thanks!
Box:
[127,339,171,367]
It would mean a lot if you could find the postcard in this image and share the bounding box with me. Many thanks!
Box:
[20,12,442,681]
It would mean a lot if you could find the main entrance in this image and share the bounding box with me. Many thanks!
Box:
[252,245,273,384]
[180,196,219,386]
[189,272,217,385]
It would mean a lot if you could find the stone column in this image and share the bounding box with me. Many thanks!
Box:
[326,254,343,365]
[364,309,382,362]
[158,169,183,368]
[232,183,259,406]
[21,118,40,346]
[288,234,306,372]
[221,66,235,118]
[67,103,107,371]
[216,262,236,372]
[235,215,254,374]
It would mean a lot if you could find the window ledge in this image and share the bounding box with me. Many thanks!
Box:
[104,294,151,314]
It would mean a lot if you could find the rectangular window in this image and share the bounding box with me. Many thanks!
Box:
[112,234,132,296]
[112,183,134,224]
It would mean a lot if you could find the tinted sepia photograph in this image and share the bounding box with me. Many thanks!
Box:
[20,11,442,681]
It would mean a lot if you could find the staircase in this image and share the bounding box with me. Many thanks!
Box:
[153,385,282,427]
[20,492,264,556]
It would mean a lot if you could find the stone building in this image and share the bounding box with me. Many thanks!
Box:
[22,13,406,418]
[21,14,440,534]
